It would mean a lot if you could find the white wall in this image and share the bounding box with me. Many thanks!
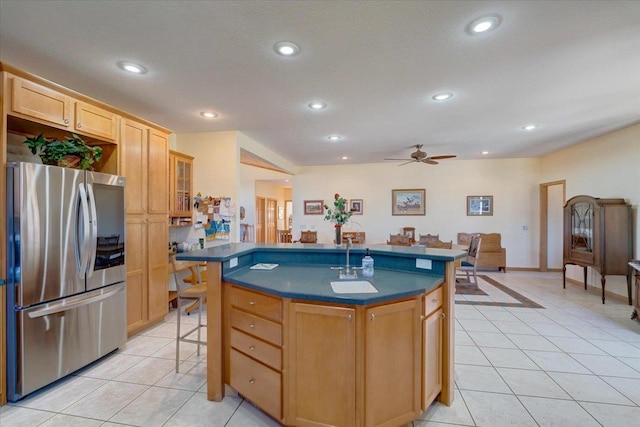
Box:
[540,123,640,297]
[292,158,541,268]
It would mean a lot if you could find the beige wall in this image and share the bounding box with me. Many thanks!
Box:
[175,131,240,240]
[540,123,640,298]
[292,158,541,268]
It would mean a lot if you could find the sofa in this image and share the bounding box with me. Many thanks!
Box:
[457,232,507,272]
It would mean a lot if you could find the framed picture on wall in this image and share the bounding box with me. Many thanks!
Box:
[278,206,284,220]
[350,199,363,215]
[304,200,324,215]
[392,189,426,216]
[467,195,493,216]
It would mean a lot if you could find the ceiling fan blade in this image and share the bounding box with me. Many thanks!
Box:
[427,155,457,160]
[384,158,412,161]
[399,160,417,166]
[422,159,439,165]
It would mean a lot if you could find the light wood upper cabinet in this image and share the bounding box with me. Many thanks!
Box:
[74,101,118,141]
[169,150,194,219]
[11,77,72,128]
[121,119,148,214]
[148,129,169,214]
[10,76,119,142]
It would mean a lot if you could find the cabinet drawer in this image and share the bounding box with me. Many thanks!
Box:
[231,328,282,371]
[11,77,71,128]
[231,308,282,346]
[230,286,282,322]
[230,349,281,420]
[424,287,443,316]
[75,101,118,141]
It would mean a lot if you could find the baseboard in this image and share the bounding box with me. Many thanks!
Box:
[504,267,540,272]
[565,277,629,303]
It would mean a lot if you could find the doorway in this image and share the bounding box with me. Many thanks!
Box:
[255,196,277,243]
[539,180,566,271]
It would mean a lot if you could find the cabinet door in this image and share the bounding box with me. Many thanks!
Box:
[148,129,169,214]
[74,101,118,141]
[423,308,443,409]
[121,119,148,214]
[365,299,420,427]
[11,77,71,128]
[126,216,147,335]
[289,303,355,427]
[147,215,168,322]
[168,153,177,214]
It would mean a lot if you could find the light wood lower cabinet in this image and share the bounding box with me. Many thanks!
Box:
[225,286,438,426]
[365,300,421,427]
[289,303,356,427]
[147,215,169,323]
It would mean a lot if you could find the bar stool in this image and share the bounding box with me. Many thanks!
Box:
[171,255,207,372]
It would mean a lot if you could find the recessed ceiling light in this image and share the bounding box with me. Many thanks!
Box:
[341,156,349,160]
[481,151,489,155]
[328,135,342,141]
[200,111,218,119]
[432,92,453,101]
[466,15,502,35]
[117,61,147,74]
[522,124,538,131]
[274,41,300,56]
[308,101,327,110]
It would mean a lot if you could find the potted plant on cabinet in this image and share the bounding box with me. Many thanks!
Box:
[23,132,103,170]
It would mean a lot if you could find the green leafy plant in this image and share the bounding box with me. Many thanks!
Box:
[23,133,103,170]
[324,193,353,226]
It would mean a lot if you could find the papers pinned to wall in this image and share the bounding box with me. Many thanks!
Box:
[197,196,234,240]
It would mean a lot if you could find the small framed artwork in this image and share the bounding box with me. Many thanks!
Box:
[278,206,284,220]
[350,199,363,215]
[304,200,324,215]
[467,195,493,216]
[392,189,426,216]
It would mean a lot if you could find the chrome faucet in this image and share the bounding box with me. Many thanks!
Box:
[331,237,362,279]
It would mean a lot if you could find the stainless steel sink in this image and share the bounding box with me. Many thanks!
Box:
[330,281,378,294]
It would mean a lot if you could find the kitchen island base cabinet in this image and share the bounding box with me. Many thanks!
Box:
[287,298,421,427]
[289,303,356,427]
[423,308,443,408]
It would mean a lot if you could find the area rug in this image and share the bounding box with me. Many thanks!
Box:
[455,275,544,309]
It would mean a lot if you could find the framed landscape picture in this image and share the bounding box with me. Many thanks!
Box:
[304,200,324,215]
[467,195,493,216]
[350,199,363,215]
[392,189,426,216]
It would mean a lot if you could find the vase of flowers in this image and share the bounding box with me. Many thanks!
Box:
[324,193,353,246]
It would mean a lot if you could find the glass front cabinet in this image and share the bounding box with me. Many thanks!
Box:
[563,195,632,304]
[169,150,194,224]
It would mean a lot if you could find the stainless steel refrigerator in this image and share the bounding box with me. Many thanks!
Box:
[5,162,127,401]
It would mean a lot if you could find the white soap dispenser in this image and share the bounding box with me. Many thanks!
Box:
[362,248,374,277]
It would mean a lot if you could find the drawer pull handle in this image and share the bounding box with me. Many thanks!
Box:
[249,345,255,351]
[441,312,446,319]
[370,313,375,321]
[432,298,439,303]
[64,119,69,124]
[249,378,255,384]
[249,323,255,328]
[77,123,82,128]
[347,314,352,321]
[249,301,256,305]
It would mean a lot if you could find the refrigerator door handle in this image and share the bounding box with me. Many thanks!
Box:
[86,183,98,277]
[76,183,91,278]
[27,283,125,318]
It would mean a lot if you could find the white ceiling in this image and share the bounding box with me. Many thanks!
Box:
[1,1,639,166]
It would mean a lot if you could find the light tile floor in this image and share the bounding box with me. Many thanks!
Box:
[1,271,639,426]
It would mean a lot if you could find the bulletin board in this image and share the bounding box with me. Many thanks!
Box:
[197,196,234,240]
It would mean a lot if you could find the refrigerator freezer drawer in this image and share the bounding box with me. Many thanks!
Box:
[10,282,127,400]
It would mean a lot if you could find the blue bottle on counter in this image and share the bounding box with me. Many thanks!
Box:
[362,248,374,277]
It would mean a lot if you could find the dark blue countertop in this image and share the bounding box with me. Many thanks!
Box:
[177,243,465,305]
[224,264,444,305]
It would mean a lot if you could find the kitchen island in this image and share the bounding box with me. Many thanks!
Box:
[177,243,465,426]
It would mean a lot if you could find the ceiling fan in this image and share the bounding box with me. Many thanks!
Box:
[385,144,457,166]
